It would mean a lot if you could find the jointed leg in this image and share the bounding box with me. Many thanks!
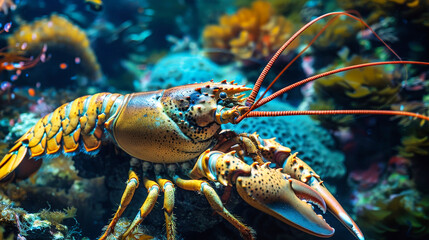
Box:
[157,178,176,240]
[121,178,160,239]
[173,176,255,240]
[99,170,139,240]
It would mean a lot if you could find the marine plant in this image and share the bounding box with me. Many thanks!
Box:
[390,102,429,158]
[202,0,298,64]
[353,160,429,240]
[301,15,362,52]
[8,14,101,86]
[308,55,401,127]
[338,0,429,27]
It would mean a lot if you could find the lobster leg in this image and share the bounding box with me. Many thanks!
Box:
[173,176,255,240]
[99,169,139,240]
[121,178,160,239]
[156,178,176,240]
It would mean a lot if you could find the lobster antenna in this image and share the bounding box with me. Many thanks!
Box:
[253,61,429,109]
[233,60,429,123]
[251,15,343,112]
[244,109,429,122]
[245,11,402,108]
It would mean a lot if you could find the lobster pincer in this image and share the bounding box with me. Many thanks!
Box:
[190,150,335,239]
[281,152,365,240]
[214,133,364,239]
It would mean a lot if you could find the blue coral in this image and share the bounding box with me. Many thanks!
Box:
[142,53,246,91]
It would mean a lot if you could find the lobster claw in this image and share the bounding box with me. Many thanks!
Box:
[308,176,365,240]
[282,153,365,240]
[235,163,335,238]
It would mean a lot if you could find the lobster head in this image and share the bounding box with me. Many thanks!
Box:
[162,80,250,130]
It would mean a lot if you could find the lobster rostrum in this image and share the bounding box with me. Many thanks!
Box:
[2,11,429,240]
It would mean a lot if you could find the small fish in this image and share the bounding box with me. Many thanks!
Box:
[85,0,103,11]
[28,88,36,97]
[3,22,12,32]
[1,81,11,91]
[59,63,68,69]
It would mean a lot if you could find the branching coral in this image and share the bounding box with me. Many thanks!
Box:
[8,14,102,86]
[202,0,298,64]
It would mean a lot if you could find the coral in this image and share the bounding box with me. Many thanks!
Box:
[4,113,39,141]
[308,56,401,128]
[138,53,246,91]
[353,159,429,240]
[0,195,79,239]
[228,99,346,182]
[202,0,298,64]
[39,207,76,227]
[103,218,153,240]
[8,14,102,86]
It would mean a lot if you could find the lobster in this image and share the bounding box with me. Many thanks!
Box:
[1,12,429,240]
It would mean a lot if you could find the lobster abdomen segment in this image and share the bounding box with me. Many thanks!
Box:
[0,93,124,182]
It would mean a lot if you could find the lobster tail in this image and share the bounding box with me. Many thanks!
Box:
[0,141,42,183]
[0,93,125,182]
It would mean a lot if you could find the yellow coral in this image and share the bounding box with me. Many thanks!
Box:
[308,56,401,128]
[301,16,362,50]
[312,56,400,109]
[8,14,101,81]
[203,1,298,64]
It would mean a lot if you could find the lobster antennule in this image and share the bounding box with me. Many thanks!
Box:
[245,11,402,108]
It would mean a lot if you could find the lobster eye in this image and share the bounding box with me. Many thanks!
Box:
[219,92,227,99]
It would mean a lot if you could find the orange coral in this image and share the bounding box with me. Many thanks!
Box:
[8,14,101,81]
[202,1,298,64]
